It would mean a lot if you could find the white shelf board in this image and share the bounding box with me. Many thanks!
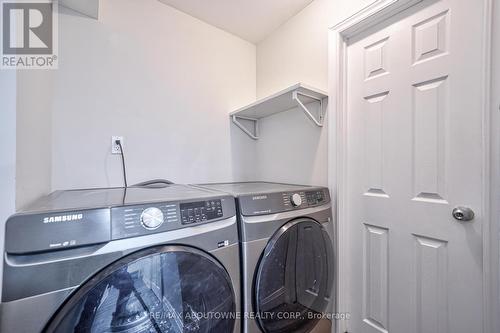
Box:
[230,83,328,119]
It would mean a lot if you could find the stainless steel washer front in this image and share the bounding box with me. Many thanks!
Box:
[1,185,241,333]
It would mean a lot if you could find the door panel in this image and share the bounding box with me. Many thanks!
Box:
[362,224,389,333]
[345,0,485,332]
[414,235,448,333]
[412,76,448,203]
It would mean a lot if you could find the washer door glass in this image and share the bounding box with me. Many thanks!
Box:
[45,245,235,333]
[254,219,334,333]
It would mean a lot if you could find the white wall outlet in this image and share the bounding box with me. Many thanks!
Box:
[111,136,124,154]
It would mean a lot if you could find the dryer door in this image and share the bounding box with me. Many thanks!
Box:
[254,219,334,333]
[44,245,236,333]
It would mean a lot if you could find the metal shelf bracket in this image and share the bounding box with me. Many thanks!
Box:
[292,90,325,127]
[232,115,259,140]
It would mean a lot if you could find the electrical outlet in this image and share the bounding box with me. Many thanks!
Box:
[111,136,124,154]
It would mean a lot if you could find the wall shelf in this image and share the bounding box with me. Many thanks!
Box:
[231,83,328,140]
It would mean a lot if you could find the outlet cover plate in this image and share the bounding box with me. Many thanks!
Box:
[111,136,124,154]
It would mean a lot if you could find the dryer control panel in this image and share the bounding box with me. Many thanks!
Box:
[238,188,330,216]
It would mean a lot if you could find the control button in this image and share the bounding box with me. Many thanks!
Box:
[140,207,164,230]
[290,193,302,207]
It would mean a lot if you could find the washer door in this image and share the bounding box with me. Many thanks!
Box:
[44,245,236,333]
[254,219,334,333]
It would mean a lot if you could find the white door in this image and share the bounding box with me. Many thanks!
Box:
[344,0,486,332]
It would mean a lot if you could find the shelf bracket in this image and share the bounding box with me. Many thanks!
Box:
[232,115,259,140]
[292,90,325,127]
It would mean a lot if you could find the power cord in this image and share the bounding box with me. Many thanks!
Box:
[116,140,128,188]
[115,140,174,191]
[133,179,174,188]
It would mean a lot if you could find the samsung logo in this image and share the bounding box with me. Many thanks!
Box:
[252,195,268,200]
[43,214,83,224]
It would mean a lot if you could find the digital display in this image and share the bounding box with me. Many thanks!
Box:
[180,200,223,225]
[306,191,324,205]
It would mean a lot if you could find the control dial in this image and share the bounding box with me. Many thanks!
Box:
[140,207,164,230]
[290,193,302,207]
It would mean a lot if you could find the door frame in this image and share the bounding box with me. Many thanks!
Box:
[327,0,497,332]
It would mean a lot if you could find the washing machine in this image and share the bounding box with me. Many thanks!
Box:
[194,182,335,333]
[1,184,241,333]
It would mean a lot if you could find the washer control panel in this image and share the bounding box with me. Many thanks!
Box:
[111,197,233,240]
[239,188,330,216]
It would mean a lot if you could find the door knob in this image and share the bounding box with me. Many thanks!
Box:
[452,206,475,222]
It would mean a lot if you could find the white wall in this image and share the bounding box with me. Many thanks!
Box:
[0,70,17,300]
[16,71,53,209]
[15,0,377,203]
[254,0,373,186]
[43,0,256,191]
[254,104,329,186]
[257,0,374,97]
